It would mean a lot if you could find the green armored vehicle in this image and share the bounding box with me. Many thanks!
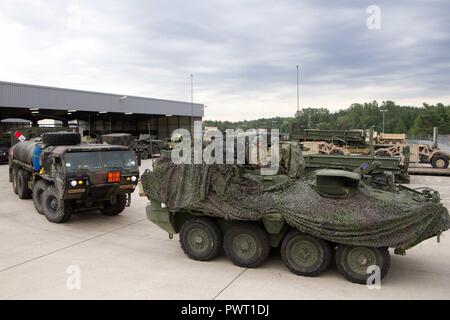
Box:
[140,142,449,284]
[9,132,139,223]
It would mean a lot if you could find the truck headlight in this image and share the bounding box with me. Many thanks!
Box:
[70,180,78,187]
[131,176,137,182]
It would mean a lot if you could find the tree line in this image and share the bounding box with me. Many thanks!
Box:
[204,101,450,137]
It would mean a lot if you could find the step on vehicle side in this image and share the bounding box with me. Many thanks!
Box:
[8,132,139,223]
[139,146,449,284]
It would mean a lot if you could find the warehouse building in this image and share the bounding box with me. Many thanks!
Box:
[0,81,204,139]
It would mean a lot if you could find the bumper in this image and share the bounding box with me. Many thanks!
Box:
[146,200,177,234]
[64,183,137,200]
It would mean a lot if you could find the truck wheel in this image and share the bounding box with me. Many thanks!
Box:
[42,185,72,223]
[12,168,18,195]
[335,245,390,284]
[33,180,48,215]
[141,150,150,160]
[42,132,81,146]
[375,149,392,157]
[101,194,127,216]
[431,155,449,169]
[17,169,32,199]
[281,231,332,277]
[179,218,222,261]
[224,223,270,268]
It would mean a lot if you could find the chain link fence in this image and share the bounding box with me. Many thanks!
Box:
[407,135,450,152]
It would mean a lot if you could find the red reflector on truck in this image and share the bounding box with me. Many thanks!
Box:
[107,172,121,183]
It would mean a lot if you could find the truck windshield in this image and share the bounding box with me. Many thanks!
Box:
[63,151,136,171]
[64,152,102,171]
[100,151,136,168]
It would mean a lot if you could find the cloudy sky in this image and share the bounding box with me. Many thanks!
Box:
[0,0,449,120]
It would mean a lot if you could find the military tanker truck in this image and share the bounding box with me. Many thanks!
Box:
[9,132,139,223]
[139,142,449,284]
[292,127,449,169]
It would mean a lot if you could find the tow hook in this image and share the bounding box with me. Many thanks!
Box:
[169,233,174,240]
[394,248,406,256]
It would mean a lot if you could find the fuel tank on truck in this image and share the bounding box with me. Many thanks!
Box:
[11,140,40,166]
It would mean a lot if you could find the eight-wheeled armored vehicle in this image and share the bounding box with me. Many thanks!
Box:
[140,142,449,284]
[8,132,139,223]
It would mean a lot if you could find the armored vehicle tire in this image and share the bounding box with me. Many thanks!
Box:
[281,231,333,277]
[17,169,32,199]
[12,168,18,195]
[42,132,81,146]
[42,185,72,223]
[101,194,127,216]
[179,218,222,261]
[33,180,49,215]
[224,223,270,268]
[335,245,390,284]
[140,150,150,160]
[431,155,449,169]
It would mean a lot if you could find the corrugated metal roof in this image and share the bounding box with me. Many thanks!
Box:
[0,81,204,117]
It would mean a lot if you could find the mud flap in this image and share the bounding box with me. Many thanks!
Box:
[126,193,131,207]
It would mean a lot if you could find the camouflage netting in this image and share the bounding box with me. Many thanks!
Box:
[142,153,450,250]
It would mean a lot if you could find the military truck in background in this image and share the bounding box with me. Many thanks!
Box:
[0,141,9,163]
[292,127,449,169]
[132,134,167,159]
[140,142,449,284]
[303,153,410,183]
[8,132,139,223]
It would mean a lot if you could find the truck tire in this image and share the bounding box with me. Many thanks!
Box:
[224,223,270,268]
[101,194,127,216]
[17,169,32,199]
[281,231,332,277]
[12,168,18,195]
[42,185,72,223]
[180,218,222,261]
[335,245,390,284]
[140,150,150,160]
[33,180,48,215]
[42,132,81,146]
[431,155,449,169]
[375,149,392,157]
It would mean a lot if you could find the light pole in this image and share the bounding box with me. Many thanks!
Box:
[296,65,299,113]
[190,74,194,133]
[380,109,387,133]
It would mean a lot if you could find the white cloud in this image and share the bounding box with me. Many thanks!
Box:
[0,0,449,121]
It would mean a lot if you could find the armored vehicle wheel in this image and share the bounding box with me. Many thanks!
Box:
[17,169,32,199]
[33,180,48,215]
[12,168,18,195]
[179,218,222,261]
[281,231,332,277]
[101,194,127,216]
[431,155,449,169]
[42,185,72,223]
[335,245,390,284]
[224,223,270,268]
[140,150,150,160]
[42,132,81,146]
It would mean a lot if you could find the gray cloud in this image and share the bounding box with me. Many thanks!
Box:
[0,0,449,120]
